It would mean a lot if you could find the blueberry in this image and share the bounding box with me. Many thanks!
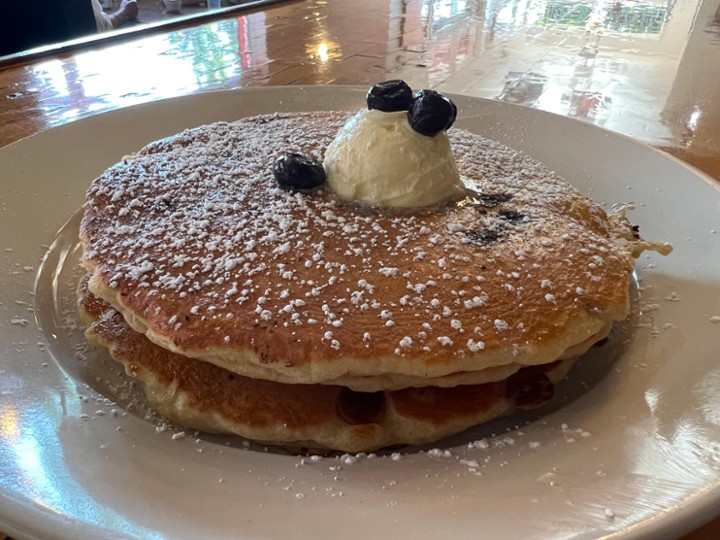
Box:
[407,89,457,137]
[449,99,458,128]
[366,80,414,112]
[273,153,326,191]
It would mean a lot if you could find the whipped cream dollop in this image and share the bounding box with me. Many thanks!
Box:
[323,109,464,208]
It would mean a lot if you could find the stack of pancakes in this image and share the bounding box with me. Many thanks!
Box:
[78,111,668,452]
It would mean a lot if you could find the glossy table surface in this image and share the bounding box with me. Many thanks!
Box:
[0,0,719,538]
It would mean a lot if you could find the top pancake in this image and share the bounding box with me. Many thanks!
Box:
[80,111,649,386]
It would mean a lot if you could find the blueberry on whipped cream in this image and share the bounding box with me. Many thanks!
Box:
[322,80,464,208]
[366,80,414,112]
[408,89,457,137]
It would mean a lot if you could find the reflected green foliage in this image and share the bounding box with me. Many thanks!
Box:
[605,4,666,34]
[538,0,667,35]
[539,1,593,27]
[167,20,241,84]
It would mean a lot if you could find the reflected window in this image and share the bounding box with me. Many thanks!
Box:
[538,0,668,36]
[604,1,667,35]
[421,0,470,25]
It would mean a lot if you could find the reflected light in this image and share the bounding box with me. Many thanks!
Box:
[308,39,340,64]
[0,405,20,440]
[0,393,163,538]
[688,108,702,131]
[14,435,54,502]
[683,106,703,146]
[30,60,69,102]
[317,42,330,63]
[28,19,254,129]
[644,387,660,414]
[431,0,469,21]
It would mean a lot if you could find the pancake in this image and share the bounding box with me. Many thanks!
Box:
[79,111,668,387]
[78,274,578,452]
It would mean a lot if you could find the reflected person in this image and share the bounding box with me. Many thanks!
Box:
[92,0,139,32]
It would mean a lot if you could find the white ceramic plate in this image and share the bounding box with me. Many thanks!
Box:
[1,87,719,540]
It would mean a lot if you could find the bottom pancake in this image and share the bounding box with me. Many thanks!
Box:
[79,275,579,453]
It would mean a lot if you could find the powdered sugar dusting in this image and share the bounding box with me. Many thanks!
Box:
[80,111,643,375]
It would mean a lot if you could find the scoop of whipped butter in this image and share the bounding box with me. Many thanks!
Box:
[323,108,465,208]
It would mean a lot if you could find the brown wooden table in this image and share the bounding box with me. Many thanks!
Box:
[1,0,719,537]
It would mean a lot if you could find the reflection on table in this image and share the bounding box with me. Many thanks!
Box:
[0,0,254,61]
